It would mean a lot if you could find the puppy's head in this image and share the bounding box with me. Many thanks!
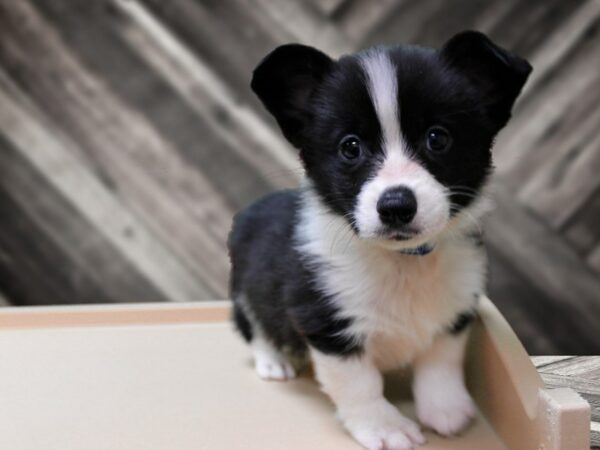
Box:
[252,31,531,249]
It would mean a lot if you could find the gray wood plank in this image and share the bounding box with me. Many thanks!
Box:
[0,71,214,302]
[0,0,233,298]
[563,192,600,264]
[517,113,600,229]
[487,245,567,354]
[484,189,600,352]
[532,356,600,445]
[334,0,404,43]
[586,245,600,280]
[113,0,301,189]
[31,0,281,210]
[0,133,168,305]
[248,0,354,56]
[141,0,291,110]
[532,356,577,368]
[486,0,587,57]
[494,13,600,177]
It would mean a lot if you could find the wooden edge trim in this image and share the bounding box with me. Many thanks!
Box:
[0,301,232,329]
[467,297,545,449]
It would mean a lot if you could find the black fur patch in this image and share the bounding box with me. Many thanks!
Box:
[229,33,530,359]
[448,310,478,335]
[228,190,362,357]
[290,298,363,357]
[232,304,253,342]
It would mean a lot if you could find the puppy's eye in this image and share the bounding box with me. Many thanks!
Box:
[339,135,362,161]
[426,127,452,153]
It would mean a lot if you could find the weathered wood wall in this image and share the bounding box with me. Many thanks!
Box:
[0,0,598,354]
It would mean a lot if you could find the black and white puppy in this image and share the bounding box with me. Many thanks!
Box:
[228,31,531,450]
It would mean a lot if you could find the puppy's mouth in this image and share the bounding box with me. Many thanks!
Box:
[379,228,420,242]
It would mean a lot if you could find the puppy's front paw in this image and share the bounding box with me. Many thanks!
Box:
[255,356,296,381]
[416,386,475,436]
[344,401,426,450]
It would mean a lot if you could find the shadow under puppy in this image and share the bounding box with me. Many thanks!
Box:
[228,31,531,450]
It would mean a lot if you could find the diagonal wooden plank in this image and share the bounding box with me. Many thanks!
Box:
[484,188,600,352]
[494,11,600,175]
[0,187,113,306]
[112,0,301,188]
[334,0,405,43]
[487,246,560,354]
[485,0,588,57]
[248,0,354,56]
[517,106,600,228]
[516,0,600,102]
[0,132,169,304]
[586,240,600,274]
[535,356,600,377]
[140,0,290,114]
[30,0,278,210]
[310,0,349,17]
[0,0,235,297]
[532,356,577,368]
[0,74,212,302]
[563,191,600,262]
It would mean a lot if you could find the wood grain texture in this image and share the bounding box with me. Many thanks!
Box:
[0,0,597,354]
[532,356,600,448]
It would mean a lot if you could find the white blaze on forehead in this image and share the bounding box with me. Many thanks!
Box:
[360,51,402,153]
[355,50,450,242]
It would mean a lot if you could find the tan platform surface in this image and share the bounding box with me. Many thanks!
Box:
[0,306,506,450]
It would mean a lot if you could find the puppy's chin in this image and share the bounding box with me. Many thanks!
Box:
[360,228,443,252]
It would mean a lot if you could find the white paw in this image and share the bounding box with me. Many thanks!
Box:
[255,354,296,381]
[344,401,426,450]
[251,336,297,381]
[416,387,476,436]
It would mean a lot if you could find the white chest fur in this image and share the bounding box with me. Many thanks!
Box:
[296,190,487,371]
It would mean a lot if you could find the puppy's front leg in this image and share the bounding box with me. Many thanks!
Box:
[413,331,476,436]
[312,350,425,450]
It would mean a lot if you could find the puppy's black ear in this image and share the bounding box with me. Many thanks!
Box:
[251,44,334,148]
[441,31,532,126]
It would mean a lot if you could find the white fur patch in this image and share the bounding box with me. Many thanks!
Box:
[413,332,476,435]
[252,336,296,381]
[360,51,402,152]
[236,294,297,381]
[312,350,425,450]
[357,51,450,244]
[296,186,486,371]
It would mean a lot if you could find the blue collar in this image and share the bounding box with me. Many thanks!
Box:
[399,243,435,256]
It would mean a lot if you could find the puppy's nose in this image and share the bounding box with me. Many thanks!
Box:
[377,186,417,226]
